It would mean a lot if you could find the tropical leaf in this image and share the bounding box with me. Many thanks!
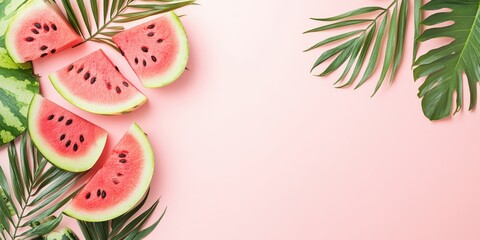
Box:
[0,133,82,239]
[0,0,40,146]
[304,0,408,95]
[413,0,480,120]
[59,0,195,51]
[77,189,166,240]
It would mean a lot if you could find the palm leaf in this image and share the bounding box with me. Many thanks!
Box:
[413,0,480,120]
[0,133,82,239]
[304,0,408,95]
[76,189,166,240]
[59,0,195,51]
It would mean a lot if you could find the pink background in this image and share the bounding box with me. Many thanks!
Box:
[2,0,480,239]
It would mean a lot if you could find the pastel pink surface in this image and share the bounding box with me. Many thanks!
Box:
[2,0,480,239]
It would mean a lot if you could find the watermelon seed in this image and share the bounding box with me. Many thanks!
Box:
[97,189,101,197]
[86,193,91,199]
[65,140,71,147]
[120,49,125,56]
[117,173,123,177]
[50,49,56,54]
[115,66,120,72]
[77,67,84,73]
[143,60,147,66]
[32,29,39,34]
[40,45,48,51]
[151,56,157,62]
[107,83,112,89]
[73,144,78,152]
[51,24,57,31]
[58,116,64,122]
[26,37,34,42]
[67,65,74,71]
[147,32,154,37]
[43,24,49,32]
[116,87,121,93]
[101,191,106,199]
[84,72,90,80]
[47,115,54,120]
[40,53,48,58]
[66,119,73,125]
[141,47,149,52]
[119,159,127,163]
[79,135,84,142]
[34,23,41,29]
[113,178,119,184]
[157,39,163,43]
[147,24,155,29]
[119,153,126,158]
[60,134,66,141]
[90,77,96,84]
[134,57,139,64]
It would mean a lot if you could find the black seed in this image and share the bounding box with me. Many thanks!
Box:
[60,134,66,141]
[123,81,129,87]
[58,116,64,122]
[47,115,54,120]
[119,159,127,163]
[116,86,121,93]
[67,65,74,71]
[86,193,91,199]
[90,77,96,84]
[40,45,48,51]
[134,58,138,64]
[84,72,90,80]
[50,49,56,54]
[113,178,119,184]
[77,67,84,73]
[147,24,155,29]
[101,191,106,199]
[119,153,126,158]
[151,56,157,62]
[40,53,48,58]
[143,60,147,66]
[157,39,163,43]
[120,49,125,56]
[115,66,119,72]
[51,24,57,31]
[147,32,154,37]
[43,24,49,31]
[73,144,78,152]
[65,140,71,147]
[34,23,41,29]
[66,119,73,125]
[97,189,101,197]
[26,37,34,42]
[117,173,123,177]
[79,135,84,142]
[32,29,39,34]
[141,47,148,52]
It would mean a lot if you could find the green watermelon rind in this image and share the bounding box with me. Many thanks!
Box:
[49,73,147,115]
[63,123,154,222]
[27,94,108,173]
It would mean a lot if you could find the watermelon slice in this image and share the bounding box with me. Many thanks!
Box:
[5,0,82,63]
[64,123,154,222]
[113,11,188,88]
[28,95,107,172]
[49,50,147,115]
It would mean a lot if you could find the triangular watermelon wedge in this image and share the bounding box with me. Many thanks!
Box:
[64,123,154,222]
[28,95,107,172]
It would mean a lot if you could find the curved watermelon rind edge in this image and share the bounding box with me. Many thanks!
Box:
[49,73,148,116]
[27,94,108,173]
[63,123,154,222]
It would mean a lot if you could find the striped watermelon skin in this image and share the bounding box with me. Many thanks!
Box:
[0,0,40,145]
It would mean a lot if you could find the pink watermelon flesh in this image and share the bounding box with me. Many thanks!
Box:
[113,12,188,88]
[28,95,107,172]
[49,49,147,115]
[64,123,153,222]
[5,0,82,63]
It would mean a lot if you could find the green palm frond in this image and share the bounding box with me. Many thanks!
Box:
[0,133,82,239]
[413,0,480,120]
[304,0,408,95]
[60,0,195,51]
[77,189,166,240]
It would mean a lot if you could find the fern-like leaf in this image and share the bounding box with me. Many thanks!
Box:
[304,0,408,95]
[413,0,480,120]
